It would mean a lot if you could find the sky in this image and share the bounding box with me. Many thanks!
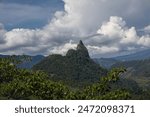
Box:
[0,0,150,57]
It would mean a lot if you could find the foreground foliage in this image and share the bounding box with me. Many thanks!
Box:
[0,58,149,100]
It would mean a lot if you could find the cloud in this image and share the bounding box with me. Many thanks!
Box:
[0,23,6,44]
[142,25,150,34]
[97,17,126,39]
[97,16,139,44]
[138,35,150,47]
[96,16,150,54]
[0,0,150,57]
[49,40,77,55]
[87,45,119,57]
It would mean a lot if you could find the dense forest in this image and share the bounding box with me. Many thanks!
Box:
[0,41,150,100]
[0,56,149,100]
[33,40,107,88]
[0,57,134,99]
[112,59,150,90]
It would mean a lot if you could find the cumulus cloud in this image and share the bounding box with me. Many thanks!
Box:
[96,16,150,55]
[97,16,139,45]
[0,0,150,57]
[143,25,150,34]
[138,35,150,47]
[50,40,77,55]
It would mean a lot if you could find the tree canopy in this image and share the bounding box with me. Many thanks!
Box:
[0,57,132,100]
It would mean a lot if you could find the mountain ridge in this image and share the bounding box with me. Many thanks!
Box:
[113,49,150,61]
[93,48,150,69]
[32,40,107,87]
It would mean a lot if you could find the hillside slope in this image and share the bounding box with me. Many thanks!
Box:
[112,59,150,88]
[113,49,150,61]
[33,40,107,87]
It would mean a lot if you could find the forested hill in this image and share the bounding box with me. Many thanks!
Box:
[0,41,149,99]
[0,54,44,69]
[112,59,150,77]
[112,59,150,88]
[113,49,150,61]
[32,40,107,87]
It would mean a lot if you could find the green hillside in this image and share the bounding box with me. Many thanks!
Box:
[0,56,134,100]
[0,44,149,99]
[112,59,150,89]
[33,41,107,87]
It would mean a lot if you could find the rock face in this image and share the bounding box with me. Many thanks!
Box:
[33,40,107,87]
[66,40,89,58]
[76,40,90,58]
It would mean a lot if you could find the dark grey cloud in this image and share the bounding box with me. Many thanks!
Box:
[0,0,64,30]
[0,0,64,7]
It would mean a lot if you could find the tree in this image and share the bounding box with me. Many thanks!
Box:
[0,57,71,99]
[77,68,130,100]
[0,57,130,100]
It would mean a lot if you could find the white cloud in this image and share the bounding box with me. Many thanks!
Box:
[143,25,150,33]
[97,16,139,45]
[97,16,150,54]
[49,40,77,55]
[97,16,125,39]
[0,0,150,57]
[138,35,150,47]
[96,17,130,50]
[87,45,119,57]
[121,27,139,44]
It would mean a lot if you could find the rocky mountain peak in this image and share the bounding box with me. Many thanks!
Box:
[77,40,86,50]
[66,40,90,58]
[33,40,107,87]
[76,40,90,58]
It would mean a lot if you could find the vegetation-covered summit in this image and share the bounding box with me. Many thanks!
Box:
[33,40,107,87]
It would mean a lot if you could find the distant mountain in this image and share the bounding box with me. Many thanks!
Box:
[18,55,45,69]
[93,49,150,69]
[112,59,150,77]
[33,40,107,87]
[93,58,119,69]
[0,54,45,69]
[112,59,150,88]
[113,49,150,61]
